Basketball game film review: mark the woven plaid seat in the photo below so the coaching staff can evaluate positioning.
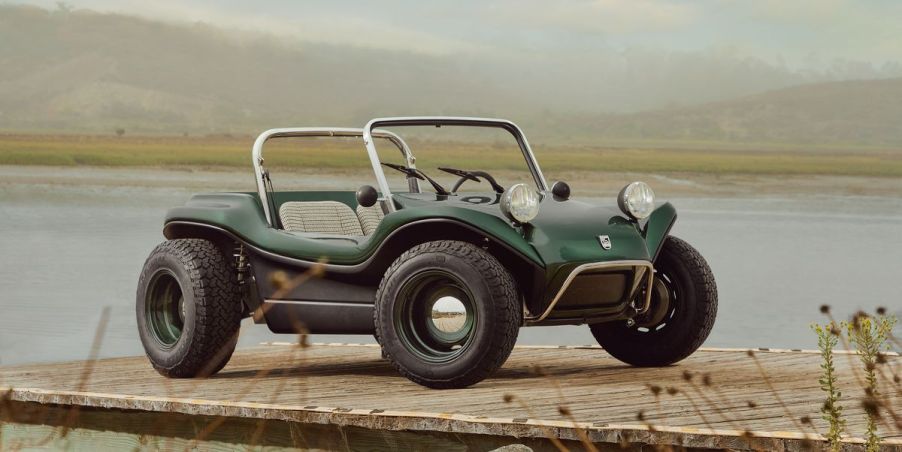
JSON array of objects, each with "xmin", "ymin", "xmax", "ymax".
[
  {"xmin": 356, "ymin": 204, "xmax": 384, "ymax": 235},
  {"xmin": 279, "ymin": 201, "xmax": 365, "ymax": 236}
]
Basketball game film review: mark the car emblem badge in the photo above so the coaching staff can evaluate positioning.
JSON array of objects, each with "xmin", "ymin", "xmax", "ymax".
[{"xmin": 598, "ymin": 235, "xmax": 612, "ymax": 250}]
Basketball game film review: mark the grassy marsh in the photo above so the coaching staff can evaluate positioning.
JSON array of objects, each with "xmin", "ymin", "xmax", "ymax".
[{"xmin": 1, "ymin": 134, "xmax": 901, "ymax": 177}]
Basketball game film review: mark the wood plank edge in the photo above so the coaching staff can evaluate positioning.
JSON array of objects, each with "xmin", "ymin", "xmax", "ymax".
[
  {"xmin": 2, "ymin": 386, "xmax": 894, "ymax": 449},
  {"xmin": 260, "ymin": 342, "xmax": 900, "ymax": 357}
]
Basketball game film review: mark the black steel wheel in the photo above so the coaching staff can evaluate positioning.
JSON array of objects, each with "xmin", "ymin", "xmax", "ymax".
[
  {"xmin": 375, "ymin": 241, "xmax": 520, "ymax": 389},
  {"xmin": 136, "ymin": 239, "xmax": 243, "ymax": 378},
  {"xmin": 394, "ymin": 270, "xmax": 478, "ymax": 362},
  {"xmin": 590, "ymin": 236, "xmax": 717, "ymax": 367},
  {"xmin": 144, "ymin": 269, "xmax": 185, "ymax": 348}
]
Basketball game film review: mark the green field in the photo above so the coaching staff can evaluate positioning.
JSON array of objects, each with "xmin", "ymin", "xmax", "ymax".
[{"xmin": 0, "ymin": 134, "xmax": 900, "ymax": 177}]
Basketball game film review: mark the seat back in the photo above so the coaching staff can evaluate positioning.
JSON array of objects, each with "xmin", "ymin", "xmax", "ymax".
[
  {"xmin": 356, "ymin": 204, "xmax": 385, "ymax": 235},
  {"xmin": 279, "ymin": 201, "xmax": 364, "ymax": 236}
]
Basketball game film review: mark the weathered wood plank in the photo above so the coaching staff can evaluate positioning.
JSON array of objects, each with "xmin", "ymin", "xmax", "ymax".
[
  {"xmin": 2, "ymin": 402, "xmax": 589, "ymax": 452},
  {"xmin": 0, "ymin": 344, "xmax": 899, "ymax": 451}
]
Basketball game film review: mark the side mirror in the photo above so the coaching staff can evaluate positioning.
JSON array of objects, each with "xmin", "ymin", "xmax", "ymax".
[
  {"xmin": 356, "ymin": 185, "xmax": 378, "ymax": 208},
  {"xmin": 551, "ymin": 180, "xmax": 570, "ymax": 200}
]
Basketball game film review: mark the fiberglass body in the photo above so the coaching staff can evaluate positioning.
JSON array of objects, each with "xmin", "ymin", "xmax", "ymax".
[{"xmin": 161, "ymin": 118, "xmax": 676, "ymax": 336}]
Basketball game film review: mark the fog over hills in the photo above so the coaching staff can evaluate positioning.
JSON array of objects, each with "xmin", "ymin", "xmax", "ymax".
[
  {"xmin": 1, "ymin": 4, "xmax": 901, "ymax": 147},
  {"xmin": 548, "ymin": 78, "xmax": 902, "ymax": 147}
]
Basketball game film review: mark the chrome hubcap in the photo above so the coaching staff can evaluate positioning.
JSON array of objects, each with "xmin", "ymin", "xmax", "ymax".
[{"xmin": 430, "ymin": 296, "xmax": 468, "ymax": 334}]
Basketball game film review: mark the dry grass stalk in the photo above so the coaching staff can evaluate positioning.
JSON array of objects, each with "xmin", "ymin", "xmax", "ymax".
[
  {"xmin": 680, "ymin": 370, "xmax": 746, "ymax": 432},
  {"xmin": 11, "ymin": 307, "xmax": 112, "ymax": 450},
  {"xmin": 502, "ymin": 393, "xmax": 569, "ymax": 452},
  {"xmin": 109, "ymin": 256, "xmax": 321, "ymax": 449},
  {"xmin": 247, "ymin": 343, "xmax": 305, "ymax": 448},
  {"xmin": 812, "ymin": 320, "xmax": 846, "ymax": 450},
  {"xmin": 846, "ymin": 312, "xmax": 897, "ymax": 451},
  {"xmin": 531, "ymin": 365, "xmax": 598, "ymax": 452},
  {"xmin": 665, "ymin": 385, "xmax": 716, "ymax": 432},
  {"xmin": 822, "ymin": 309, "xmax": 869, "ymax": 390},
  {"xmin": 744, "ymin": 350, "xmax": 806, "ymax": 432},
  {"xmin": 872, "ymin": 364, "xmax": 902, "ymax": 429},
  {"xmin": 186, "ymin": 346, "xmax": 280, "ymax": 447},
  {"xmin": 61, "ymin": 307, "xmax": 111, "ymax": 439},
  {"xmin": 269, "ymin": 260, "xmax": 326, "ymax": 300},
  {"xmin": 185, "ymin": 267, "xmax": 319, "ymax": 449}
]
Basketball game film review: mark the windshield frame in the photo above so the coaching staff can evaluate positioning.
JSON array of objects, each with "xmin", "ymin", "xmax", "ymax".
[{"xmin": 363, "ymin": 117, "xmax": 549, "ymax": 209}]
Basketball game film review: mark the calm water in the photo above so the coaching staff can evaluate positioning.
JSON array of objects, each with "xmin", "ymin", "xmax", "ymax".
[{"xmin": 1, "ymin": 169, "xmax": 900, "ymax": 365}]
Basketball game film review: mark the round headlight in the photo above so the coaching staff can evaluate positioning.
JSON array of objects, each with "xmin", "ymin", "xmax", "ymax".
[
  {"xmin": 500, "ymin": 183, "xmax": 540, "ymax": 224},
  {"xmin": 618, "ymin": 181, "xmax": 655, "ymax": 220}
]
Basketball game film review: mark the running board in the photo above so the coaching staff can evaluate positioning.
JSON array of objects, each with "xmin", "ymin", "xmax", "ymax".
[{"xmin": 262, "ymin": 300, "xmax": 375, "ymax": 335}]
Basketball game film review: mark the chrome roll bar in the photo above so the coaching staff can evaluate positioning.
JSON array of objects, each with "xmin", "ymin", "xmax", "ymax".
[
  {"xmin": 254, "ymin": 117, "xmax": 548, "ymax": 228},
  {"xmin": 252, "ymin": 128, "xmax": 415, "ymax": 227}
]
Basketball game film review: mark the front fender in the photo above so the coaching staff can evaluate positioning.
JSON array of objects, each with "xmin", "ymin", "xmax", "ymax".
[
  {"xmin": 642, "ymin": 202, "xmax": 677, "ymax": 262},
  {"xmin": 377, "ymin": 205, "xmax": 545, "ymax": 266}
]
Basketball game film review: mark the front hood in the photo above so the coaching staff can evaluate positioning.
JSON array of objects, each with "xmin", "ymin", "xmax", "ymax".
[
  {"xmin": 527, "ymin": 197, "xmax": 653, "ymax": 264},
  {"xmin": 393, "ymin": 192, "xmax": 668, "ymax": 268}
]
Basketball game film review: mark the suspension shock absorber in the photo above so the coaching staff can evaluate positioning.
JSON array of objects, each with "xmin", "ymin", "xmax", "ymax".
[
  {"xmin": 235, "ymin": 243, "xmax": 249, "ymax": 286},
  {"xmin": 235, "ymin": 244, "xmax": 265, "ymax": 322}
]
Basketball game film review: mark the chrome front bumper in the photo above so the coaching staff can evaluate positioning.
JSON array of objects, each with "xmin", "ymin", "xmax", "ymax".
[{"xmin": 525, "ymin": 260, "xmax": 654, "ymax": 324}]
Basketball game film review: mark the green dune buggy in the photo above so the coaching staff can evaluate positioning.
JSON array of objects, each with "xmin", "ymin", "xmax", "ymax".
[{"xmin": 136, "ymin": 117, "xmax": 717, "ymax": 388}]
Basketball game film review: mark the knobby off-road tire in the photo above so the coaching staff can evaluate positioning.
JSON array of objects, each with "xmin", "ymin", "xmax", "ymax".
[
  {"xmin": 590, "ymin": 236, "xmax": 717, "ymax": 367},
  {"xmin": 136, "ymin": 239, "xmax": 243, "ymax": 378},
  {"xmin": 375, "ymin": 241, "xmax": 520, "ymax": 389}
]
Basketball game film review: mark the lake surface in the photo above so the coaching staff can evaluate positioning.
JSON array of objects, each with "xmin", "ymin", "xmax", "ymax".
[{"xmin": 1, "ymin": 168, "xmax": 900, "ymax": 365}]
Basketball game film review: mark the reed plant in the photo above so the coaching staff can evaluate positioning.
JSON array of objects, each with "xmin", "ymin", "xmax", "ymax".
[
  {"xmin": 812, "ymin": 319, "xmax": 845, "ymax": 451},
  {"xmin": 845, "ymin": 311, "xmax": 897, "ymax": 452}
]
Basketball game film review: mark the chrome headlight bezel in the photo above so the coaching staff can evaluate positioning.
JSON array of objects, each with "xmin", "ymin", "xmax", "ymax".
[
  {"xmin": 500, "ymin": 183, "xmax": 540, "ymax": 224},
  {"xmin": 618, "ymin": 181, "xmax": 655, "ymax": 220}
]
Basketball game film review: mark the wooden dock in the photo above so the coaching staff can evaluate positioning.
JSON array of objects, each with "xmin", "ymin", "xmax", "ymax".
[{"xmin": 1, "ymin": 343, "xmax": 900, "ymax": 450}]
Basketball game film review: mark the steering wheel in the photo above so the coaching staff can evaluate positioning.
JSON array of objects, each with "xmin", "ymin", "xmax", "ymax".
[{"xmin": 438, "ymin": 167, "xmax": 505, "ymax": 194}]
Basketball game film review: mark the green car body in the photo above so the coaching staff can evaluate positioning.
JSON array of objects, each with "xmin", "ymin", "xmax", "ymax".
[
  {"xmin": 140, "ymin": 117, "xmax": 715, "ymax": 388},
  {"xmin": 164, "ymin": 190, "xmax": 676, "ymax": 326}
]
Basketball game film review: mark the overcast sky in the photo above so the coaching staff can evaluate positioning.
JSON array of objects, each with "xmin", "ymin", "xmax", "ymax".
[{"xmin": 16, "ymin": 0, "xmax": 902, "ymax": 71}]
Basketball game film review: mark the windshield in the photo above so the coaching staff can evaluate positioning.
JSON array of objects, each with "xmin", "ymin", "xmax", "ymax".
[{"xmin": 367, "ymin": 119, "xmax": 546, "ymax": 197}]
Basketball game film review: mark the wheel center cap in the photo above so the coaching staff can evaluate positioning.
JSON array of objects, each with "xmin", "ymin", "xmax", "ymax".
[{"xmin": 430, "ymin": 296, "xmax": 468, "ymax": 334}]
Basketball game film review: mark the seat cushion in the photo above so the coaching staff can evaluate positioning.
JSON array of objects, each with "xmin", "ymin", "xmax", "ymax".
[
  {"xmin": 356, "ymin": 204, "xmax": 385, "ymax": 235},
  {"xmin": 279, "ymin": 201, "xmax": 364, "ymax": 236}
]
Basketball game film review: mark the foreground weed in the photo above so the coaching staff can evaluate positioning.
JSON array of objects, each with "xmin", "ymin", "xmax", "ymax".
[
  {"xmin": 530, "ymin": 365, "xmax": 598, "ymax": 452},
  {"xmin": 745, "ymin": 350, "xmax": 805, "ymax": 432},
  {"xmin": 502, "ymin": 393, "xmax": 568, "ymax": 452},
  {"xmin": 846, "ymin": 312, "xmax": 897, "ymax": 452},
  {"xmin": 812, "ymin": 320, "xmax": 845, "ymax": 451}
]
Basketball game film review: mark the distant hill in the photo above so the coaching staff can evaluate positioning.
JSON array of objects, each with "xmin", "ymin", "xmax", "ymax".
[
  {"xmin": 0, "ymin": 5, "xmax": 529, "ymax": 134},
  {"xmin": 1, "ymin": 4, "xmax": 901, "ymax": 148},
  {"xmin": 555, "ymin": 78, "xmax": 902, "ymax": 147}
]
